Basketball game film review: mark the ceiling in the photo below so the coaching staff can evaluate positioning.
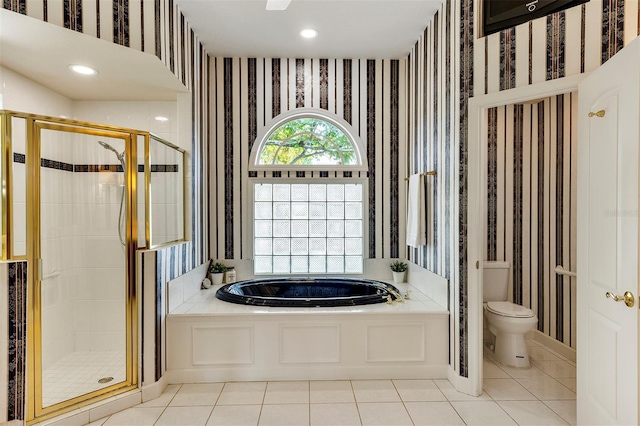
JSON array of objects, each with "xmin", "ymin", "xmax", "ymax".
[
  {"xmin": 0, "ymin": 9, "xmax": 187, "ymax": 101},
  {"xmin": 0, "ymin": 1, "xmax": 441, "ymax": 102},
  {"xmin": 175, "ymin": 0, "xmax": 443, "ymax": 59}
]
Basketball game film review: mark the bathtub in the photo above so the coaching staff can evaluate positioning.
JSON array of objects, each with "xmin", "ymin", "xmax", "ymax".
[
  {"xmin": 166, "ymin": 278, "xmax": 449, "ymax": 383},
  {"xmin": 215, "ymin": 277, "xmax": 402, "ymax": 307}
]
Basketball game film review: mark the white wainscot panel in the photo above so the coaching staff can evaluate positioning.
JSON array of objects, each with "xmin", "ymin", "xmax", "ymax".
[
  {"xmin": 279, "ymin": 324, "xmax": 340, "ymax": 364},
  {"xmin": 192, "ymin": 326, "xmax": 254, "ymax": 365},
  {"xmin": 366, "ymin": 323, "xmax": 425, "ymax": 362}
]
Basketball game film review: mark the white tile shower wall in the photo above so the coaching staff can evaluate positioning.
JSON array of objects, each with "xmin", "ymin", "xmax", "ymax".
[
  {"xmin": 13, "ymin": 162, "xmax": 26, "ymax": 255},
  {"xmin": 40, "ymin": 161, "xmax": 77, "ymax": 368},
  {"xmin": 11, "ymin": 117, "xmax": 27, "ymax": 255},
  {"xmin": 73, "ymin": 168, "xmax": 126, "ymax": 353},
  {"xmin": 150, "ymin": 172, "xmax": 182, "ymax": 243},
  {"xmin": 73, "ymin": 100, "xmax": 183, "ymax": 248},
  {"xmin": 176, "ymin": 92, "xmax": 193, "ymax": 242}
]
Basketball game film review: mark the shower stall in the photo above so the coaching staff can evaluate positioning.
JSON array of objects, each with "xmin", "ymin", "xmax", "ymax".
[{"xmin": 0, "ymin": 110, "xmax": 186, "ymax": 423}]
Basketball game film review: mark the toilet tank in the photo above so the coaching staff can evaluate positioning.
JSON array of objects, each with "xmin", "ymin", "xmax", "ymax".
[{"xmin": 483, "ymin": 261, "xmax": 510, "ymax": 302}]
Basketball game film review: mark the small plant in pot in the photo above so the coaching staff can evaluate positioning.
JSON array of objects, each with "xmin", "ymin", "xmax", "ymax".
[
  {"xmin": 390, "ymin": 260, "xmax": 408, "ymax": 283},
  {"xmin": 208, "ymin": 261, "xmax": 228, "ymax": 285}
]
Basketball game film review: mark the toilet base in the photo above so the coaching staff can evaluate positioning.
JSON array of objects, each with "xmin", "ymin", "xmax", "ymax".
[{"xmin": 492, "ymin": 332, "xmax": 530, "ymax": 368}]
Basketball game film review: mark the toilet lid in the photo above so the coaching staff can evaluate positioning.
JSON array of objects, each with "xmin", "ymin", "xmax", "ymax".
[{"xmin": 487, "ymin": 301, "xmax": 535, "ymax": 318}]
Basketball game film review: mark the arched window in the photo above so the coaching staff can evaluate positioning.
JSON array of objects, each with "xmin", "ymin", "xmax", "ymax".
[
  {"xmin": 250, "ymin": 109, "xmax": 367, "ymax": 172},
  {"xmin": 249, "ymin": 109, "xmax": 366, "ymax": 275},
  {"xmin": 259, "ymin": 117, "xmax": 356, "ymax": 165}
]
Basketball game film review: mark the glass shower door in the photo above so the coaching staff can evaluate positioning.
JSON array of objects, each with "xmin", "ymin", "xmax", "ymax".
[{"xmin": 34, "ymin": 124, "xmax": 136, "ymax": 414}]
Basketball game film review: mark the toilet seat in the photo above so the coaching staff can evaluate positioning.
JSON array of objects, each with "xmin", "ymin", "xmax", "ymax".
[{"xmin": 486, "ymin": 301, "xmax": 535, "ymax": 318}]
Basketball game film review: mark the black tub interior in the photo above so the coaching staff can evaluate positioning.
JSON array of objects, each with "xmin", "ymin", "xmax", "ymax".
[{"xmin": 215, "ymin": 277, "xmax": 401, "ymax": 307}]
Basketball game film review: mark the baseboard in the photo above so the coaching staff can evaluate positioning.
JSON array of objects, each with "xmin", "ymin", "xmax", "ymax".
[
  {"xmin": 167, "ymin": 365, "xmax": 449, "ymax": 384},
  {"xmin": 141, "ymin": 374, "xmax": 167, "ymax": 403},
  {"xmin": 532, "ymin": 330, "xmax": 576, "ymax": 363}
]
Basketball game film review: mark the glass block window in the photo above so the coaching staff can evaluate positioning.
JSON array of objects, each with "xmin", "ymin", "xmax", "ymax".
[
  {"xmin": 254, "ymin": 183, "xmax": 363, "ymax": 274},
  {"xmin": 258, "ymin": 117, "xmax": 357, "ymax": 165}
]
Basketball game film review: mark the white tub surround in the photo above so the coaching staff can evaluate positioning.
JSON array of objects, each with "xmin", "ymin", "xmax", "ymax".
[{"xmin": 166, "ymin": 281, "xmax": 448, "ymax": 383}]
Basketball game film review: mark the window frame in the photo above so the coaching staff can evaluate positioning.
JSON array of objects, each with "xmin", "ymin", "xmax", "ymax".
[{"xmin": 249, "ymin": 108, "xmax": 368, "ymax": 173}]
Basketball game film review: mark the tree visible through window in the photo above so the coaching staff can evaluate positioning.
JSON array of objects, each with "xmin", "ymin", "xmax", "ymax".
[{"xmin": 259, "ymin": 117, "xmax": 356, "ymax": 165}]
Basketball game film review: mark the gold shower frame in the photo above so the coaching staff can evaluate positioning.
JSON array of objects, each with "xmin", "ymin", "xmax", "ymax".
[{"xmin": 0, "ymin": 110, "xmax": 187, "ymax": 424}]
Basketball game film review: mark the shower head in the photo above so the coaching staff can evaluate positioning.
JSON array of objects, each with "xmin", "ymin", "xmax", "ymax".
[
  {"xmin": 98, "ymin": 140, "xmax": 126, "ymax": 165},
  {"xmin": 98, "ymin": 140, "xmax": 120, "ymax": 156}
]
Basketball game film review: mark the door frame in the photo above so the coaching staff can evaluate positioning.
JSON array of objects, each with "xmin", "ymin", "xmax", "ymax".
[{"xmin": 465, "ymin": 73, "xmax": 586, "ymax": 396}]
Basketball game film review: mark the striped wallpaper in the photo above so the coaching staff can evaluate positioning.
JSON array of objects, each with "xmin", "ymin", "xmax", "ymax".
[
  {"xmin": 475, "ymin": 0, "xmax": 638, "ymax": 96},
  {"xmin": 407, "ymin": 1, "xmax": 455, "ymax": 282},
  {"xmin": 409, "ymin": 0, "xmax": 638, "ymax": 376},
  {"xmin": 210, "ymin": 57, "xmax": 406, "ymax": 262},
  {"xmin": 486, "ymin": 95, "xmax": 578, "ymax": 349},
  {"xmin": 6, "ymin": 262, "xmax": 27, "ymax": 422}
]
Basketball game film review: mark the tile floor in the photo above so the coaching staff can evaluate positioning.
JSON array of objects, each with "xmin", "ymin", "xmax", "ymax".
[
  {"xmin": 42, "ymin": 351, "xmax": 127, "ymax": 407},
  {"xmin": 86, "ymin": 341, "xmax": 576, "ymax": 425}
]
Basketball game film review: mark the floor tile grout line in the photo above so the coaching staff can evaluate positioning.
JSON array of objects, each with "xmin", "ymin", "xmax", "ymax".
[
  {"xmin": 256, "ymin": 381, "xmax": 267, "ymax": 426},
  {"xmin": 539, "ymin": 399, "xmax": 574, "ymax": 425},
  {"xmin": 349, "ymin": 380, "xmax": 365, "ymax": 425},
  {"xmin": 391, "ymin": 378, "xmax": 414, "ymax": 425},
  {"xmin": 152, "ymin": 384, "xmax": 189, "ymax": 425},
  {"xmin": 489, "ymin": 354, "xmax": 577, "ymax": 400},
  {"xmin": 200, "ymin": 383, "xmax": 221, "ymax": 426}
]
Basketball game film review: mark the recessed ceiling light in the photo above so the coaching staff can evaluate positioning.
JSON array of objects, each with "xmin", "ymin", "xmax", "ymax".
[
  {"xmin": 300, "ymin": 28, "xmax": 318, "ymax": 39},
  {"xmin": 69, "ymin": 64, "xmax": 98, "ymax": 75},
  {"xmin": 266, "ymin": 0, "xmax": 291, "ymax": 11},
  {"xmin": 155, "ymin": 116, "xmax": 169, "ymax": 122}
]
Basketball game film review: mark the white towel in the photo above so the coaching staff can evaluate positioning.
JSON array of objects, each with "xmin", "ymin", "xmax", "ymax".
[{"xmin": 406, "ymin": 174, "xmax": 426, "ymax": 247}]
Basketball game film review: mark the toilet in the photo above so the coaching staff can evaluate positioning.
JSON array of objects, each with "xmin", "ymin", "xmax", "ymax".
[{"xmin": 483, "ymin": 261, "xmax": 538, "ymax": 368}]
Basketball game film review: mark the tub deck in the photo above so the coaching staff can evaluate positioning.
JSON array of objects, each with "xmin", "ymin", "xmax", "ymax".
[{"xmin": 166, "ymin": 281, "xmax": 450, "ymax": 383}]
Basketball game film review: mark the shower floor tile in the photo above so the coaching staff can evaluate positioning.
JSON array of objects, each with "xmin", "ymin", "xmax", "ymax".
[{"xmin": 42, "ymin": 351, "xmax": 126, "ymax": 407}]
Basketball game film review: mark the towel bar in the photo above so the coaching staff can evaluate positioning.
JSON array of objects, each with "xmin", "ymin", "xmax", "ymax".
[
  {"xmin": 404, "ymin": 171, "xmax": 437, "ymax": 181},
  {"xmin": 555, "ymin": 265, "xmax": 577, "ymax": 278}
]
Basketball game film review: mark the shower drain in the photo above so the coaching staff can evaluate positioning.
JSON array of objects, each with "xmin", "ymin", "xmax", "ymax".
[{"xmin": 98, "ymin": 377, "xmax": 114, "ymax": 384}]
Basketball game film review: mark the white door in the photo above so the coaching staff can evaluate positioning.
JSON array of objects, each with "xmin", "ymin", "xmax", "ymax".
[{"xmin": 577, "ymin": 37, "xmax": 640, "ymax": 425}]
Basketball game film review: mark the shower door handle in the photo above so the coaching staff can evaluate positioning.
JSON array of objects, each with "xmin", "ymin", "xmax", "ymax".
[{"xmin": 37, "ymin": 258, "xmax": 43, "ymax": 281}]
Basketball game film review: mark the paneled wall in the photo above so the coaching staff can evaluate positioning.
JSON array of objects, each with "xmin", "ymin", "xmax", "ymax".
[
  {"xmin": 210, "ymin": 57, "xmax": 406, "ymax": 262},
  {"xmin": 486, "ymin": 95, "xmax": 578, "ymax": 349}
]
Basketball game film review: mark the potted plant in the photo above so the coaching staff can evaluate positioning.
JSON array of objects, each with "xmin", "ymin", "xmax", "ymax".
[
  {"xmin": 390, "ymin": 260, "xmax": 408, "ymax": 283},
  {"xmin": 208, "ymin": 261, "xmax": 228, "ymax": 285}
]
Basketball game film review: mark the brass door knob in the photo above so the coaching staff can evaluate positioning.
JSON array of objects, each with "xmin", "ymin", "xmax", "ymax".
[{"xmin": 605, "ymin": 291, "xmax": 635, "ymax": 308}]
